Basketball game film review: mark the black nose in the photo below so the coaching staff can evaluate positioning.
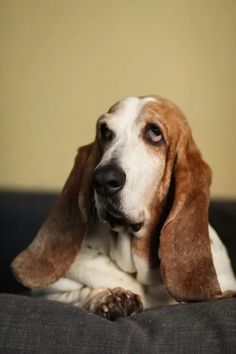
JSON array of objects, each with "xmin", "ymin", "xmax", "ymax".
[{"xmin": 93, "ymin": 164, "xmax": 126, "ymax": 196}]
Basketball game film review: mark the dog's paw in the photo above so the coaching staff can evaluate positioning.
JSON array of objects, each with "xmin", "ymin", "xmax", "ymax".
[{"xmin": 85, "ymin": 287, "xmax": 143, "ymax": 320}]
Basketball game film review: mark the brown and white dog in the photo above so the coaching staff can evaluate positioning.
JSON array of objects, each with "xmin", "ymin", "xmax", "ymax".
[{"xmin": 12, "ymin": 96, "xmax": 236, "ymax": 320}]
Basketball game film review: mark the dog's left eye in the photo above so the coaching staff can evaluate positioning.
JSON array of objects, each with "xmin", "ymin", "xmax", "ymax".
[
  {"xmin": 146, "ymin": 124, "xmax": 162, "ymax": 143},
  {"xmin": 100, "ymin": 123, "xmax": 113, "ymax": 142}
]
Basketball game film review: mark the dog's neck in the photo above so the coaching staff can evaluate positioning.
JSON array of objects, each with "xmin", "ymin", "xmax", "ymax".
[
  {"xmin": 89, "ymin": 217, "xmax": 163, "ymax": 286},
  {"xmin": 88, "ymin": 179, "xmax": 174, "ymax": 283}
]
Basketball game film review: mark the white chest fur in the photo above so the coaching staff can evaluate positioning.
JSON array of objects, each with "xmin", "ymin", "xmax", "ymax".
[{"xmin": 65, "ymin": 220, "xmax": 173, "ymax": 308}]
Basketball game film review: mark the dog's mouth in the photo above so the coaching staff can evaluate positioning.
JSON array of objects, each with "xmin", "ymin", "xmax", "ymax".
[{"xmin": 97, "ymin": 197, "xmax": 143, "ymax": 232}]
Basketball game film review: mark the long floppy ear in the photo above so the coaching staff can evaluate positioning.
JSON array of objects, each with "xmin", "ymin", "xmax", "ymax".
[
  {"xmin": 159, "ymin": 134, "xmax": 222, "ymax": 302},
  {"xmin": 11, "ymin": 143, "xmax": 98, "ymax": 288}
]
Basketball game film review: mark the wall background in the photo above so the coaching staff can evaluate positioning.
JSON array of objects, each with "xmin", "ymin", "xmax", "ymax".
[{"xmin": 1, "ymin": 0, "xmax": 236, "ymax": 197}]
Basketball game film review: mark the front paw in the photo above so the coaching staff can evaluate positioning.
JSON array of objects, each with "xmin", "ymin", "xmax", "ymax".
[{"xmin": 85, "ymin": 287, "xmax": 143, "ymax": 320}]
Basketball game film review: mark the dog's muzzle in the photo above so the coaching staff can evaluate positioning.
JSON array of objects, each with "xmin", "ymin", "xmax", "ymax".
[
  {"xmin": 93, "ymin": 164, "xmax": 126, "ymax": 196},
  {"xmin": 93, "ymin": 164, "xmax": 143, "ymax": 232}
]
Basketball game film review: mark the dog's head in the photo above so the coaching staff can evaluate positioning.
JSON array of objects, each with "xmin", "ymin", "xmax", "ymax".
[
  {"xmin": 93, "ymin": 96, "xmax": 166, "ymax": 232},
  {"xmin": 11, "ymin": 96, "xmax": 221, "ymax": 301}
]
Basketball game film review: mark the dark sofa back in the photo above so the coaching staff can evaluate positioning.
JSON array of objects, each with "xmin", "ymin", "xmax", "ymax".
[{"xmin": 0, "ymin": 191, "xmax": 235, "ymax": 293}]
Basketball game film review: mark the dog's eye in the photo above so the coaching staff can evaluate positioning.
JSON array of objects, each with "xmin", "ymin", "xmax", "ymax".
[
  {"xmin": 146, "ymin": 124, "xmax": 162, "ymax": 143},
  {"xmin": 100, "ymin": 123, "xmax": 113, "ymax": 142}
]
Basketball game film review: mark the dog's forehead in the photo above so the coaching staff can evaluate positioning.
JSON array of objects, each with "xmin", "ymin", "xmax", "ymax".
[{"xmin": 105, "ymin": 96, "xmax": 159, "ymax": 128}]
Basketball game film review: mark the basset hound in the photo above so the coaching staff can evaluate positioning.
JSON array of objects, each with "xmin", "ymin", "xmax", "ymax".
[{"xmin": 12, "ymin": 96, "xmax": 236, "ymax": 320}]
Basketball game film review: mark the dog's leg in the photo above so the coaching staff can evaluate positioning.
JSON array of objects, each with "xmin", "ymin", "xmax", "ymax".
[
  {"xmin": 67, "ymin": 253, "xmax": 144, "ymax": 291},
  {"xmin": 35, "ymin": 279, "xmax": 143, "ymax": 320},
  {"xmin": 66, "ymin": 254, "xmax": 145, "ymax": 319},
  {"xmin": 32, "ymin": 278, "xmax": 92, "ymax": 304}
]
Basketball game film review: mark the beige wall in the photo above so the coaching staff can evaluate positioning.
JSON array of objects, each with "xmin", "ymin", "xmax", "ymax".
[{"xmin": 1, "ymin": 0, "xmax": 236, "ymax": 197}]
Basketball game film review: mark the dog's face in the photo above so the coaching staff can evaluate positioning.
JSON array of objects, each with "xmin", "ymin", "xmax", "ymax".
[{"xmin": 93, "ymin": 96, "xmax": 168, "ymax": 232}]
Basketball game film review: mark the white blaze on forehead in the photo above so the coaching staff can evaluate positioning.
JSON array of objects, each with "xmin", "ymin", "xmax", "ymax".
[
  {"xmin": 109, "ymin": 96, "xmax": 157, "ymax": 128},
  {"xmin": 98, "ymin": 96, "xmax": 158, "ymax": 164}
]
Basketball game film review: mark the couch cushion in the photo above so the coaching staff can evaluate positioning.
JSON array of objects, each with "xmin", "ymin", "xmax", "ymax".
[{"xmin": 0, "ymin": 294, "xmax": 235, "ymax": 354}]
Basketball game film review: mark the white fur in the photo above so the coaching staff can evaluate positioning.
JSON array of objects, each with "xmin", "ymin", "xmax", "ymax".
[
  {"xmin": 109, "ymin": 228, "xmax": 136, "ymax": 273},
  {"xmin": 209, "ymin": 225, "xmax": 236, "ymax": 292}
]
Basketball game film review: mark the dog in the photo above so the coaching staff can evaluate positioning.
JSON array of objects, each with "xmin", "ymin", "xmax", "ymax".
[{"xmin": 12, "ymin": 95, "xmax": 236, "ymax": 320}]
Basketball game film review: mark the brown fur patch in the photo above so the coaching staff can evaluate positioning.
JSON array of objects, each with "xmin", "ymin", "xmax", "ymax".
[{"xmin": 134, "ymin": 98, "xmax": 221, "ymax": 301}]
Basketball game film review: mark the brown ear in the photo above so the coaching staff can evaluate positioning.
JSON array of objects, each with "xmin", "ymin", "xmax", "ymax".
[
  {"xmin": 11, "ymin": 143, "xmax": 99, "ymax": 288},
  {"xmin": 159, "ymin": 134, "xmax": 222, "ymax": 302}
]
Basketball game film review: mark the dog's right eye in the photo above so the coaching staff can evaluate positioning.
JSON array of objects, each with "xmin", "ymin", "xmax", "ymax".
[{"xmin": 100, "ymin": 123, "xmax": 113, "ymax": 142}]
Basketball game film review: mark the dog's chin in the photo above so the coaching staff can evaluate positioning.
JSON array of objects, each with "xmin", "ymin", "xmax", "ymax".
[
  {"xmin": 97, "ymin": 204, "xmax": 127, "ymax": 227},
  {"xmin": 95, "ymin": 197, "xmax": 144, "ymax": 233}
]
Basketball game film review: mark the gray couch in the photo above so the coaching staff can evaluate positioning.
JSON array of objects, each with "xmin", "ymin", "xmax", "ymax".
[{"xmin": 0, "ymin": 191, "xmax": 236, "ymax": 353}]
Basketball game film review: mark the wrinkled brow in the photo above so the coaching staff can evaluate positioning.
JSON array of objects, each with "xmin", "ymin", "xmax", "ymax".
[{"xmin": 97, "ymin": 114, "xmax": 109, "ymax": 124}]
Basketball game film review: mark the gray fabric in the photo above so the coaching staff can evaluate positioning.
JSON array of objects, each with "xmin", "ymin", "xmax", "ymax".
[{"xmin": 0, "ymin": 294, "xmax": 235, "ymax": 354}]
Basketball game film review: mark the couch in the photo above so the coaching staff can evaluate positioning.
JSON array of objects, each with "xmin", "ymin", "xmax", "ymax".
[{"xmin": 0, "ymin": 191, "xmax": 235, "ymax": 353}]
